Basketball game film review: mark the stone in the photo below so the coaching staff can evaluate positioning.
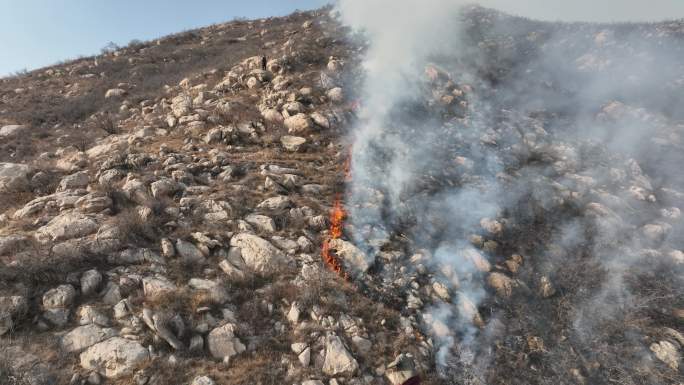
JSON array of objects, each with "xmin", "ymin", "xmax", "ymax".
[
  {"xmin": 310, "ymin": 112, "xmax": 330, "ymax": 129},
  {"xmin": 104, "ymin": 89, "xmax": 126, "ymax": 98},
  {"xmin": 44, "ymin": 308, "xmax": 71, "ymax": 327},
  {"xmin": 327, "ymin": 239, "xmax": 369, "ymax": 275},
  {"xmin": 75, "ymin": 193, "xmax": 113, "ymax": 214},
  {"xmin": 0, "ymin": 295, "xmax": 28, "ymax": 335},
  {"xmin": 79, "ymin": 337, "xmax": 149, "ymax": 378},
  {"xmin": 281, "ymin": 135, "xmax": 307, "ymax": 152},
  {"xmin": 152, "ymin": 313, "xmax": 185, "ymax": 350},
  {"xmin": 284, "ymin": 113, "xmax": 313, "ymax": 134},
  {"xmin": 298, "ymin": 347, "xmax": 311, "ymax": 366},
  {"xmin": 287, "ymin": 302, "xmax": 301, "ymax": 324},
  {"xmin": 35, "ymin": 212, "xmax": 99, "ymax": 243},
  {"xmin": 142, "ymin": 276, "xmax": 177, "ymax": 300},
  {"xmin": 176, "ymin": 239, "xmax": 206, "ymax": 264},
  {"xmin": 161, "ymin": 238, "xmax": 175, "ymax": 258},
  {"xmin": 326, "ymin": 87, "xmax": 344, "ymax": 103},
  {"xmin": 322, "ymin": 335, "xmax": 358, "ymax": 376},
  {"xmin": 352, "ymin": 336, "xmax": 371, "ymax": 354},
  {"xmin": 229, "ymin": 233, "xmax": 291, "ymax": 274},
  {"xmin": 207, "ymin": 323, "xmax": 246, "ymax": 360},
  {"xmin": 385, "ymin": 354, "xmax": 418, "ymax": 385},
  {"xmin": 261, "ymin": 108, "xmax": 283, "ymax": 124},
  {"xmin": 77, "ymin": 305, "xmax": 110, "ymax": 326},
  {"xmin": 0, "ymin": 124, "xmax": 27, "ymax": 137},
  {"xmin": 650, "ymin": 340, "xmax": 680, "ymax": 370},
  {"xmin": 219, "ymin": 258, "xmax": 247, "ymax": 281},
  {"xmin": 189, "ymin": 278, "xmax": 228, "ymax": 304},
  {"xmin": 245, "ymin": 214, "xmax": 276, "ymax": 233},
  {"xmin": 61, "ymin": 324, "xmax": 117, "ymax": 353},
  {"xmin": 480, "ymin": 218, "xmax": 503, "ymax": 235},
  {"xmin": 539, "ymin": 276, "xmax": 556, "ymax": 298},
  {"xmin": 191, "ymin": 376, "xmax": 216, "ymax": 385},
  {"xmin": 43, "ymin": 284, "xmax": 77, "ymax": 309},
  {"xmin": 171, "ymin": 94, "xmax": 193, "ymax": 118},
  {"xmin": 81, "ymin": 269, "xmax": 103, "ymax": 296},
  {"xmin": 257, "ymin": 196, "xmax": 292, "ymax": 211},
  {"xmin": 487, "ymin": 272, "xmax": 515, "ymax": 298},
  {"xmin": 151, "ymin": 178, "xmax": 182, "ymax": 198},
  {"xmin": 112, "ymin": 300, "xmax": 131, "ymax": 319},
  {"xmin": 57, "ymin": 171, "xmax": 89, "ymax": 191},
  {"xmin": 0, "ymin": 163, "xmax": 31, "ymax": 193}
]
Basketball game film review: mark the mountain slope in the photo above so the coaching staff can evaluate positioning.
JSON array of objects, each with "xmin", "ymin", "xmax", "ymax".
[{"xmin": 0, "ymin": 6, "xmax": 682, "ymax": 385}]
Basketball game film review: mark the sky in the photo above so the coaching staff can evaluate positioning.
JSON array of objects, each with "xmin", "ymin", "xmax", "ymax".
[
  {"xmin": 1, "ymin": 0, "xmax": 683, "ymax": 77},
  {"xmin": 0, "ymin": 0, "xmax": 328, "ymax": 77}
]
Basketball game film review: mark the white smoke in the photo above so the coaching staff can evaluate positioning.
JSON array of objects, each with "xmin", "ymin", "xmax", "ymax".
[{"xmin": 336, "ymin": 0, "xmax": 683, "ymax": 382}]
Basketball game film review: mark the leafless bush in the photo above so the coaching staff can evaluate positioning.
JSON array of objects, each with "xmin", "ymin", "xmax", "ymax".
[{"xmin": 95, "ymin": 112, "xmax": 119, "ymax": 135}]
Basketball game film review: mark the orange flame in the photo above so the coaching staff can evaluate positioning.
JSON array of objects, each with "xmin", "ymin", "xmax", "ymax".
[{"xmin": 321, "ymin": 148, "xmax": 353, "ymax": 281}]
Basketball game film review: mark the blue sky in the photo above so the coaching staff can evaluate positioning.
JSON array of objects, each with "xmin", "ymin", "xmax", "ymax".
[{"xmin": 0, "ymin": 0, "xmax": 328, "ymax": 77}]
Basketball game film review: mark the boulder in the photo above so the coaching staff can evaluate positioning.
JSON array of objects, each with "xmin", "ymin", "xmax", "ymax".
[
  {"xmin": 77, "ymin": 305, "xmax": 111, "ymax": 326},
  {"xmin": 280, "ymin": 135, "xmax": 307, "ymax": 152},
  {"xmin": 310, "ymin": 112, "xmax": 330, "ymax": 129},
  {"xmin": 79, "ymin": 337, "xmax": 149, "ymax": 378},
  {"xmin": 142, "ymin": 276, "xmax": 177, "ymax": 300},
  {"xmin": 386, "ymin": 354, "xmax": 418, "ymax": 385},
  {"xmin": 0, "ymin": 163, "xmax": 31, "ymax": 193},
  {"xmin": 245, "ymin": 214, "xmax": 276, "ymax": 233},
  {"xmin": 0, "ymin": 124, "xmax": 27, "ymax": 137},
  {"xmin": 284, "ymin": 113, "xmax": 313, "ymax": 134},
  {"xmin": 191, "ymin": 376, "xmax": 216, "ymax": 385},
  {"xmin": 57, "ymin": 171, "xmax": 89, "ymax": 191},
  {"xmin": 61, "ymin": 324, "xmax": 117, "ymax": 353},
  {"xmin": 176, "ymin": 239, "xmax": 206, "ymax": 264},
  {"xmin": 207, "ymin": 323, "xmax": 246, "ymax": 360},
  {"xmin": 327, "ymin": 239, "xmax": 369, "ymax": 275},
  {"xmin": 650, "ymin": 340, "xmax": 680, "ymax": 370},
  {"xmin": 326, "ymin": 87, "xmax": 344, "ymax": 104},
  {"xmin": 43, "ymin": 285, "xmax": 77, "ymax": 309},
  {"xmin": 257, "ymin": 196, "xmax": 292, "ymax": 211},
  {"xmin": 322, "ymin": 335, "xmax": 358, "ymax": 376},
  {"xmin": 487, "ymin": 272, "xmax": 515, "ymax": 298},
  {"xmin": 75, "ymin": 192, "xmax": 113, "ymax": 214},
  {"xmin": 261, "ymin": 108, "xmax": 284, "ymax": 124},
  {"xmin": 80, "ymin": 269, "xmax": 103, "ymax": 296},
  {"xmin": 104, "ymin": 89, "xmax": 126, "ymax": 99},
  {"xmin": 171, "ymin": 94, "xmax": 193, "ymax": 118},
  {"xmin": 161, "ymin": 238, "xmax": 175, "ymax": 258},
  {"xmin": 151, "ymin": 178, "xmax": 183, "ymax": 199},
  {"xmin": 229, "ymin": 233, "xmax": 291, "ymax": 274},
  {"xmin": 35, "ymin": 212, "xmax": 99, "ymax": 243}
]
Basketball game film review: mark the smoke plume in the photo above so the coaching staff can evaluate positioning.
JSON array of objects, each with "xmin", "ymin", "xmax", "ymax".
[{"xmin": 337, "ymin": 0, "xmax": 683, "ymax": 383}]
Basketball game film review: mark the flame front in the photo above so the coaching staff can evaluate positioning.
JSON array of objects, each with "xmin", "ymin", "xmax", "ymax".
[{"xmin": 321, "ymin": 148, "xmax": 352, "ymax": 281}]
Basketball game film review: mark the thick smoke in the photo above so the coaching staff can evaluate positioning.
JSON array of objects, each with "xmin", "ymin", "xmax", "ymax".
[
  {"xmin": 337, "ymin": 0, "xmax": 683, "ymax": 383},
  {"xmin": 338, "ymin": 0, "xmax": 507, "ymax": 375}
]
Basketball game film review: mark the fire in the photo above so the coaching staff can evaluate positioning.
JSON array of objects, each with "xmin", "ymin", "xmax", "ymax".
[{"xmin": 321, "ymin": 148, "xmax": 353, "ymax": 281}]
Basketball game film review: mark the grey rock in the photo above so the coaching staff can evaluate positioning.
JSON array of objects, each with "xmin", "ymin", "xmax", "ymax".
[
  {"xmin": 207, "ymin": 323, "xmax": 245, "ymax": 360},
  {"xmin": 81, "ymin": 269, "xmax": 103, "ymax": 296},
  {"xmin": 61, "ymin": 324, "xmax": 118, "ymax": 353},
  {"xmin": 79, "ymin": 337, "xmax": 149, "ymax": 378}
]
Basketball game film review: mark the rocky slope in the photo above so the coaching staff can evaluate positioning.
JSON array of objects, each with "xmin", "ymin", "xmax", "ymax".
[{"xmin": 0, "ymin": 5, "xmax": 682, "ymax": 385}]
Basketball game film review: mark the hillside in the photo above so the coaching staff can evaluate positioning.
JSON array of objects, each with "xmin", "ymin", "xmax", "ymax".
[{"xmin": 0, "ymin": 5, "xmax": 683, "ymax": 385}]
